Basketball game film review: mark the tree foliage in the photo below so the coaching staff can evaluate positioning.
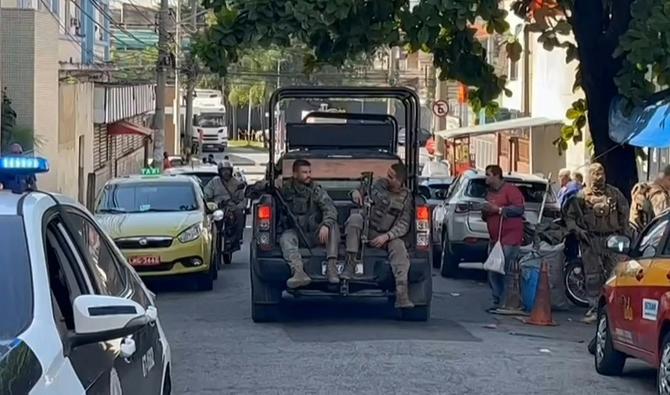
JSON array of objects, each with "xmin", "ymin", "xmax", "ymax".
[
  {"xmin": 111, "ymin": 47, "xmax": 159, "ymax": 82},
  {"xmin": 194, "ymin": 0, "xmax": 517, "ymax": 114}
]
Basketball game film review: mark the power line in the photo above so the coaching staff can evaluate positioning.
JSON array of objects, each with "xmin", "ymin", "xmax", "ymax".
[
  {"xmin": 69, "ymin": 0, "xmax": 148, "ymax": 47},
  {"xmin": 90, "ymin": 0, "xmax": 153, "ymax": 48},
  {"xmin": 119, "ymin": 0, "xmax": 157, "ymax": 26}
]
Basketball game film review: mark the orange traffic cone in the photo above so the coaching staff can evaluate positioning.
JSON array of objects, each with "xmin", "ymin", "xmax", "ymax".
[{"xmin": 524, "ymin": 261, "xmax": 557, "ymax": 326}]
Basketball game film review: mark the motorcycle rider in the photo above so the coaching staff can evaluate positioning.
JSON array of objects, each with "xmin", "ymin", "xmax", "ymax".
[{"xmin": 204, "ymin": 160, "xmax": 246, "ymax": 249}]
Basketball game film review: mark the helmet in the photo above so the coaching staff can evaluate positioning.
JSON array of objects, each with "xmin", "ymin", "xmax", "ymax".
[{"xmin": 218, "ymin": 160, "xmax": 233, "ymax": 170}]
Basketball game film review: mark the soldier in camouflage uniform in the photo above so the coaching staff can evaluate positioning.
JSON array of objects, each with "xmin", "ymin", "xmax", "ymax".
[
  {"xmin": 629, "ymin": 165, "xmax": 670, "ymax": 236},
  {"xmin": 204, "ymin": 160, "xmax": 246, "ymax": 248},
  {"xmin": 564, "ymin": 163, "xmax": 629, "ymax": 323},
  {"xmin": 344, "ymin": 163, "xmax": 414, "ymax": 309},
  {"xmin": 278, "ymin": 159, "xmax": 340, "ymax": 288}
]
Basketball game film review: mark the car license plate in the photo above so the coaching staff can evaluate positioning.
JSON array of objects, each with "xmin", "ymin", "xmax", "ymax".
[
  {"xmin": 129, "ymin": 256, "xmax": 161, "ymax": 266},
  {"xmin": 321, "ymin": 262, "xmax": 363, "ymax": 275}
]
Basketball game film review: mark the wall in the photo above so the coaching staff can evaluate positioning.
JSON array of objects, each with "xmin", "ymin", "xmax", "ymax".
[
  {"xmin": 530, "ymin": 123, "xmax": 566, "ymax": 178},
  {"xmin": 56, "ymin": 82, "xmax": 94, "ymax": 200},
  {"xmin": 1, "ymin": 9, "xmax": 59, "ymax": 190}
]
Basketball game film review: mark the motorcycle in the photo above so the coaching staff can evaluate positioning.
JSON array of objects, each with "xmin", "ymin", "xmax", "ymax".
[
  {"xmin": 562, "ymin": 232, "xmax": 589, "ymax": 308},
  {"xmin": 213, "ymin": 205, "xmax": 242, "ymax": 266}
]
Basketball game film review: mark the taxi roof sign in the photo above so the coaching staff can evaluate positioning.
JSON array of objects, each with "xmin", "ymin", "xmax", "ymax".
[{"xmin": 141, "ymin": 167, "xmax": 161, "ymax": 176}]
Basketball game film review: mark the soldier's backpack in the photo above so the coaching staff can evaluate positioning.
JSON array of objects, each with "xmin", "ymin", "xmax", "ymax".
[{"xmin": 630, "ymin": 182, "xmax": 654, "ymax": 232}]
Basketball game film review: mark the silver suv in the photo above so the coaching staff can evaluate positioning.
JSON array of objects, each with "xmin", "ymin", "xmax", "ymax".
[{"xmin": 432, "ymin": 169, "xmax": 559, "ymax": 277}]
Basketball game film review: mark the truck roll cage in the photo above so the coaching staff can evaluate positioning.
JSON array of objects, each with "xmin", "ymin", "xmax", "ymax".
[{"xmin": 267, "ymin": 87, "xmax": 421, "ymax": 191}]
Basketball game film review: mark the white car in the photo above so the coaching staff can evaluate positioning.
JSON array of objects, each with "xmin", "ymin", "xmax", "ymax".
[{"xmin": 0, "ymin": 157, "xmax": 172, "ymax": 394}]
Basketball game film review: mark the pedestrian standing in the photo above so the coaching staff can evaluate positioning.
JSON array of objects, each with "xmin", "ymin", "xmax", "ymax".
[
  {"xmin": 162, "ymin": 151, "xmax": 172, "ymax": 169},
  {"xmin": 557, "ymin": 168, "xmax": 572, "ymax": 208},
  {"xmin": 481, "ymin": 165, "xmax": 525, "ymax": 312}
]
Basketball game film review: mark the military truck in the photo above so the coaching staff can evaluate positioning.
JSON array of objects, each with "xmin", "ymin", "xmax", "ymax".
[{"xmin": 249, "ymin": 87, "xmax": 433, "ymax": 322}]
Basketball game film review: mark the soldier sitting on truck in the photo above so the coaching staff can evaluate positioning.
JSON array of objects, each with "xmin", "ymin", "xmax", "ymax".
[
  {"xmin": 278, "ymin": 159, "xmax": 341, "ymax": 288},
  {"xmin": 344, "ymin": 163, "xmax": 414, "ymax": 309}
]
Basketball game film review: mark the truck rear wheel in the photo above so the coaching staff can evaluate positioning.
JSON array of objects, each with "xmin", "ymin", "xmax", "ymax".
[
  {"xmin": 252, "ymin": 303, "xmax": 281, "ymax": 323},
  {"xmin": 398, "ymin": 305, "xmax": 430, "ymax": 321}
]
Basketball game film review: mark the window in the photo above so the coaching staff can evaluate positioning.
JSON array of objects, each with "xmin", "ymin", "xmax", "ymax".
[
  {"xmin": 509, "ymin": 25, "xmax": 523, "ymax": 81},
  {"xmin": 0, "ymin": 216, "xmax": 33, "ymax": 340},
  {"xmin": 465, "ymin": 178, "xmax": 556, "ymax": 203},
  {"xmin": 45, "ymin": 224, "xmax": 85, "ymax": 331},
  {"xmin": 63, "ymin": 212, "xmax": 127, "ymax": 296},
  {"xmin": 96, "ymin": 182, "xmax": 198, "ymax": 213},
  {"xmin": 640, "ymin": 218, "xmax": 669, "ymax": 258}
]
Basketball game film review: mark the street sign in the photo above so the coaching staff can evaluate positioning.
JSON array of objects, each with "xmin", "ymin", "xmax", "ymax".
[{"xmin": 432, "ymin": 100, "xmax": 450, "ymax": 118}]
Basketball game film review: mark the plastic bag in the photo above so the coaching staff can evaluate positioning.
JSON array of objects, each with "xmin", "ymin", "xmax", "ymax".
[
  {"xmin": 484, "ymin": 241, "xmax": 506, "ymax": 274},
  {"xmin": 483, "ymin": 218, "xmax": 506, "ymax": 275}
]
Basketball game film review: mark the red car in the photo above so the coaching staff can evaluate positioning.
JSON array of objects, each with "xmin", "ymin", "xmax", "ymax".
[{"xmin": 595, "ymin": 213, "xmax": 670, "ymax": 394}]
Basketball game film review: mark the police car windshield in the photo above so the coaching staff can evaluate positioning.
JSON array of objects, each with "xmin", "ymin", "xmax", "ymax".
[
  {"xmin": 0, "ymin": 216, "xmax": 32, "ymax": 340},
  {"xmin": 97, "ymin": 182, "xmax": 199, "ymax": 213}
]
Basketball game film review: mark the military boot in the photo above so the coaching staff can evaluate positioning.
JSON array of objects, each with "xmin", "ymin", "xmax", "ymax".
[
  {"xmin": 326, "ymin": 258, "xmax": 340, "ymax": 284},
  {"xmin": 394, "ymin": 281, "xmax": 414, "ymax": 309},
  {"xmin": 340, "ymin": 253, "xmax": 357, "ymax": 280},
  {"xmin": 287, "ymin": 260, "xmax": 311, "ymax": 289}
]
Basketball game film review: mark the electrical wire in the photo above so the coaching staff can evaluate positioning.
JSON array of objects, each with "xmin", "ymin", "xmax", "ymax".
[
  {"xmin": 90, "ymin": 0, "xmax": 154, "ymax": 48},
  {"xmin": 69, "ymin": 0, "xmax": 148, "ymax": 47}
]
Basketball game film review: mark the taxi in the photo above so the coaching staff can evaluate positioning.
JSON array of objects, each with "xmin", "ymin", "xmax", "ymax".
[
  {"xmin": 94, "ymin": 169, "xmax": 221, "ymax": 291},
  {"xmin": 596, "ymin": 212, "xmax": 670, "ymax": 393},
  {"xmin": 0, "ymin": 157, "xmax": 171, "ymax": 394}
]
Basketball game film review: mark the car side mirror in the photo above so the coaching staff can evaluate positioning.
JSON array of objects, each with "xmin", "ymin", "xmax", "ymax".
[
  {"xmin": 607, "ymin": 235, "xmax": 631, "ymax": 254},
  {"xmin": 206, "ymin": 202, "xmax": 218, "ymax": 213},
  {"xmin": 69, "ymin": 295, "xmax": 155, "ymax": 349}
]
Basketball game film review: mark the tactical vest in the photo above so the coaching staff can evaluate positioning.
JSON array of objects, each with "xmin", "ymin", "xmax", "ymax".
[
  {"xmin": 282, "ymin": 182, "xmax": 322, "ymax": 232},
  {"xmin": 630, "ymin": 182, "xmax": 654, "ymax": 231},
  {"xmin": 582, "ymin": 187, "xmax": 622, "ymax": 233},
  {"xmin": 368, "ymin": 181, "xmax": 409, "ymax": 233}
]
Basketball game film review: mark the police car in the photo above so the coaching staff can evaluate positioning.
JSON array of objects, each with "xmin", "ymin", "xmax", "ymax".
[{"xmin": 0, "ymin": 157, "xmax": 172, "ymax": 394}]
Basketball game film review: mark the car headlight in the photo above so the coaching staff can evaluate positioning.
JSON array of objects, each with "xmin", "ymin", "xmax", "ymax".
[{"xmin": 178, "ymin": 223, "xmax": 203, "ymax": 243}]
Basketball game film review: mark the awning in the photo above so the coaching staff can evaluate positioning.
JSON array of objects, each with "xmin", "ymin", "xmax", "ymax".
[
  {"xmin": 107, "ymin": 121, "xmax": 153, "ymax": 137},
  {"xmin": 609, "ymin": 94, "xmax": 670, "ymax": 148},
  {"xmin": 435, "ymin": 117, "xmax": 562, "ymax": 140}
]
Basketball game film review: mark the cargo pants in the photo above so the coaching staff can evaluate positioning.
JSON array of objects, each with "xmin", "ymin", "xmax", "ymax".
[
  {"xmin": 278, "ymin": 223, "xmax": 340, "ymax": 266},
  {"xmin": 344, "ymin": 213, "xmax": 410, "ymax": 283},
  {"xmin": 581, "ymin": 234, "xmax": 618, "ymax": 306}
]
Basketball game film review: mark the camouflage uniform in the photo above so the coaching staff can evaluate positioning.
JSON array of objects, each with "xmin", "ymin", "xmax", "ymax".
[
  {"xmin": 564, "ymin": 163, "xmax": 629, "ymax": 317},
  {"xmin": 630, "ymin": 181, "xmax": 670, "ymax": 235},
  {"xmin": 344, "ymin": 178, "xmax": 414, "ymax": 308},
  {"xmin": 204, "ymin": 175, "xmax": 247, "ymax": 248},
  {"xmin": 278, "ymin": 179, "xmax": 340, "ymax": 288}
]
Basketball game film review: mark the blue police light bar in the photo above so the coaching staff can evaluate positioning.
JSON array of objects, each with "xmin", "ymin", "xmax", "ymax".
[{"xmin": 0, "ymin": 156, "xmax": 49, "ymax": 175}]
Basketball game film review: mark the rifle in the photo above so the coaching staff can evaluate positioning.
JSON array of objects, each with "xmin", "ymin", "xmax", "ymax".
[
  {"xmin": 269, "ymin": 184, "xmax": 313, "ymax": 254},
  {"xmin": 357, "ymin": 171, "xmax": 374, "ymax": 261}
]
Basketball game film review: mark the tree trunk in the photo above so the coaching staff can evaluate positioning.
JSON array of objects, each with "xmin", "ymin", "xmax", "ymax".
[{"xmin": 571, "ymin": 0, "xmax": 637, "ymax": 200}]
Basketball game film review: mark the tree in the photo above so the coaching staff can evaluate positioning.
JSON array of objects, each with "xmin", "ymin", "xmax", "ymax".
[
  {"xmin": 510, "ymin": 0, "xmax": 670, "ymax": 196},
  {"xmin": 195, "ymin": 0, "xmax": 670, "ymax": 194},
  {"xmin": 111, "ymin": 47, "xmax": 159, "ymax": 82},
  {"xmin": 1, "ymin": 88, "xmax": 16, "ymax": 152}
]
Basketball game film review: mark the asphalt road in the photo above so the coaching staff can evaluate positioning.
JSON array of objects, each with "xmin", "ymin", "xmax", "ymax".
[{"xmin": 149, "ymin": 224, "xmax": 657, "ymax": 395}]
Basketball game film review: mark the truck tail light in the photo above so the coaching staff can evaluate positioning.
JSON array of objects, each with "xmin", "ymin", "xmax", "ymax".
[
  {"xmin": 256, "ymin": 204, "xmax": 273, "ymax": 250},
  {"xmin": 416, "ymin": 205, "xmax": 430, "ymax": 251}
]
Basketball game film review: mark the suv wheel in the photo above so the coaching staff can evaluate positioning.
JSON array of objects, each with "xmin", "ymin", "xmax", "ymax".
[
  {"xmin": 440, "ymin": 239, "xmax": 459, "ymax": 278},
  {"xmin": 431, "ymin": 244, "xmax": 441, "ymax": 269},
  {"xmin": 595, "ymin": 306, "xmax": 626, "ymax": 376},
  {"xmin": 250, "ymin": 259, "xmax": 282, "ymax": 323}
]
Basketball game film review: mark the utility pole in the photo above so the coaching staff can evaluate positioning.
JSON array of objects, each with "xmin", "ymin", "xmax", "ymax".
[
  {"xmin": 183, "ymin": 0, "xmax": 197, "ymax": 153},
  {"xmin": 153, "ymin": 0, "xmax": 169, "ymax": 170},
  {"xmin": 174, "ymin": 0, "xmax": 182, "ymax": 155}
]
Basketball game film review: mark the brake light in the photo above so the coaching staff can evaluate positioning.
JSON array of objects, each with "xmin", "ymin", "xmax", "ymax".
[
  {"xmin": 258, "ymin": 205, "xmax": 271, "ymax": 220},
  {"xmin": 416, "ymin": 205, "xmax": 430, "ymax": 251},
  {"xmin": 256, "ymin": 204, "xmax": 273, "ymax": 250}
]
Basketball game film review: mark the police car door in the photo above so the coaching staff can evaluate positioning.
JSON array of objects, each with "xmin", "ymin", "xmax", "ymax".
[
  {"xmin": 59, "ymin": 208, "xmax": 164, "ymax": 394},
  {"xmin": 43, "ymin": 213, "xmax": 123, "ymax": 394}
]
